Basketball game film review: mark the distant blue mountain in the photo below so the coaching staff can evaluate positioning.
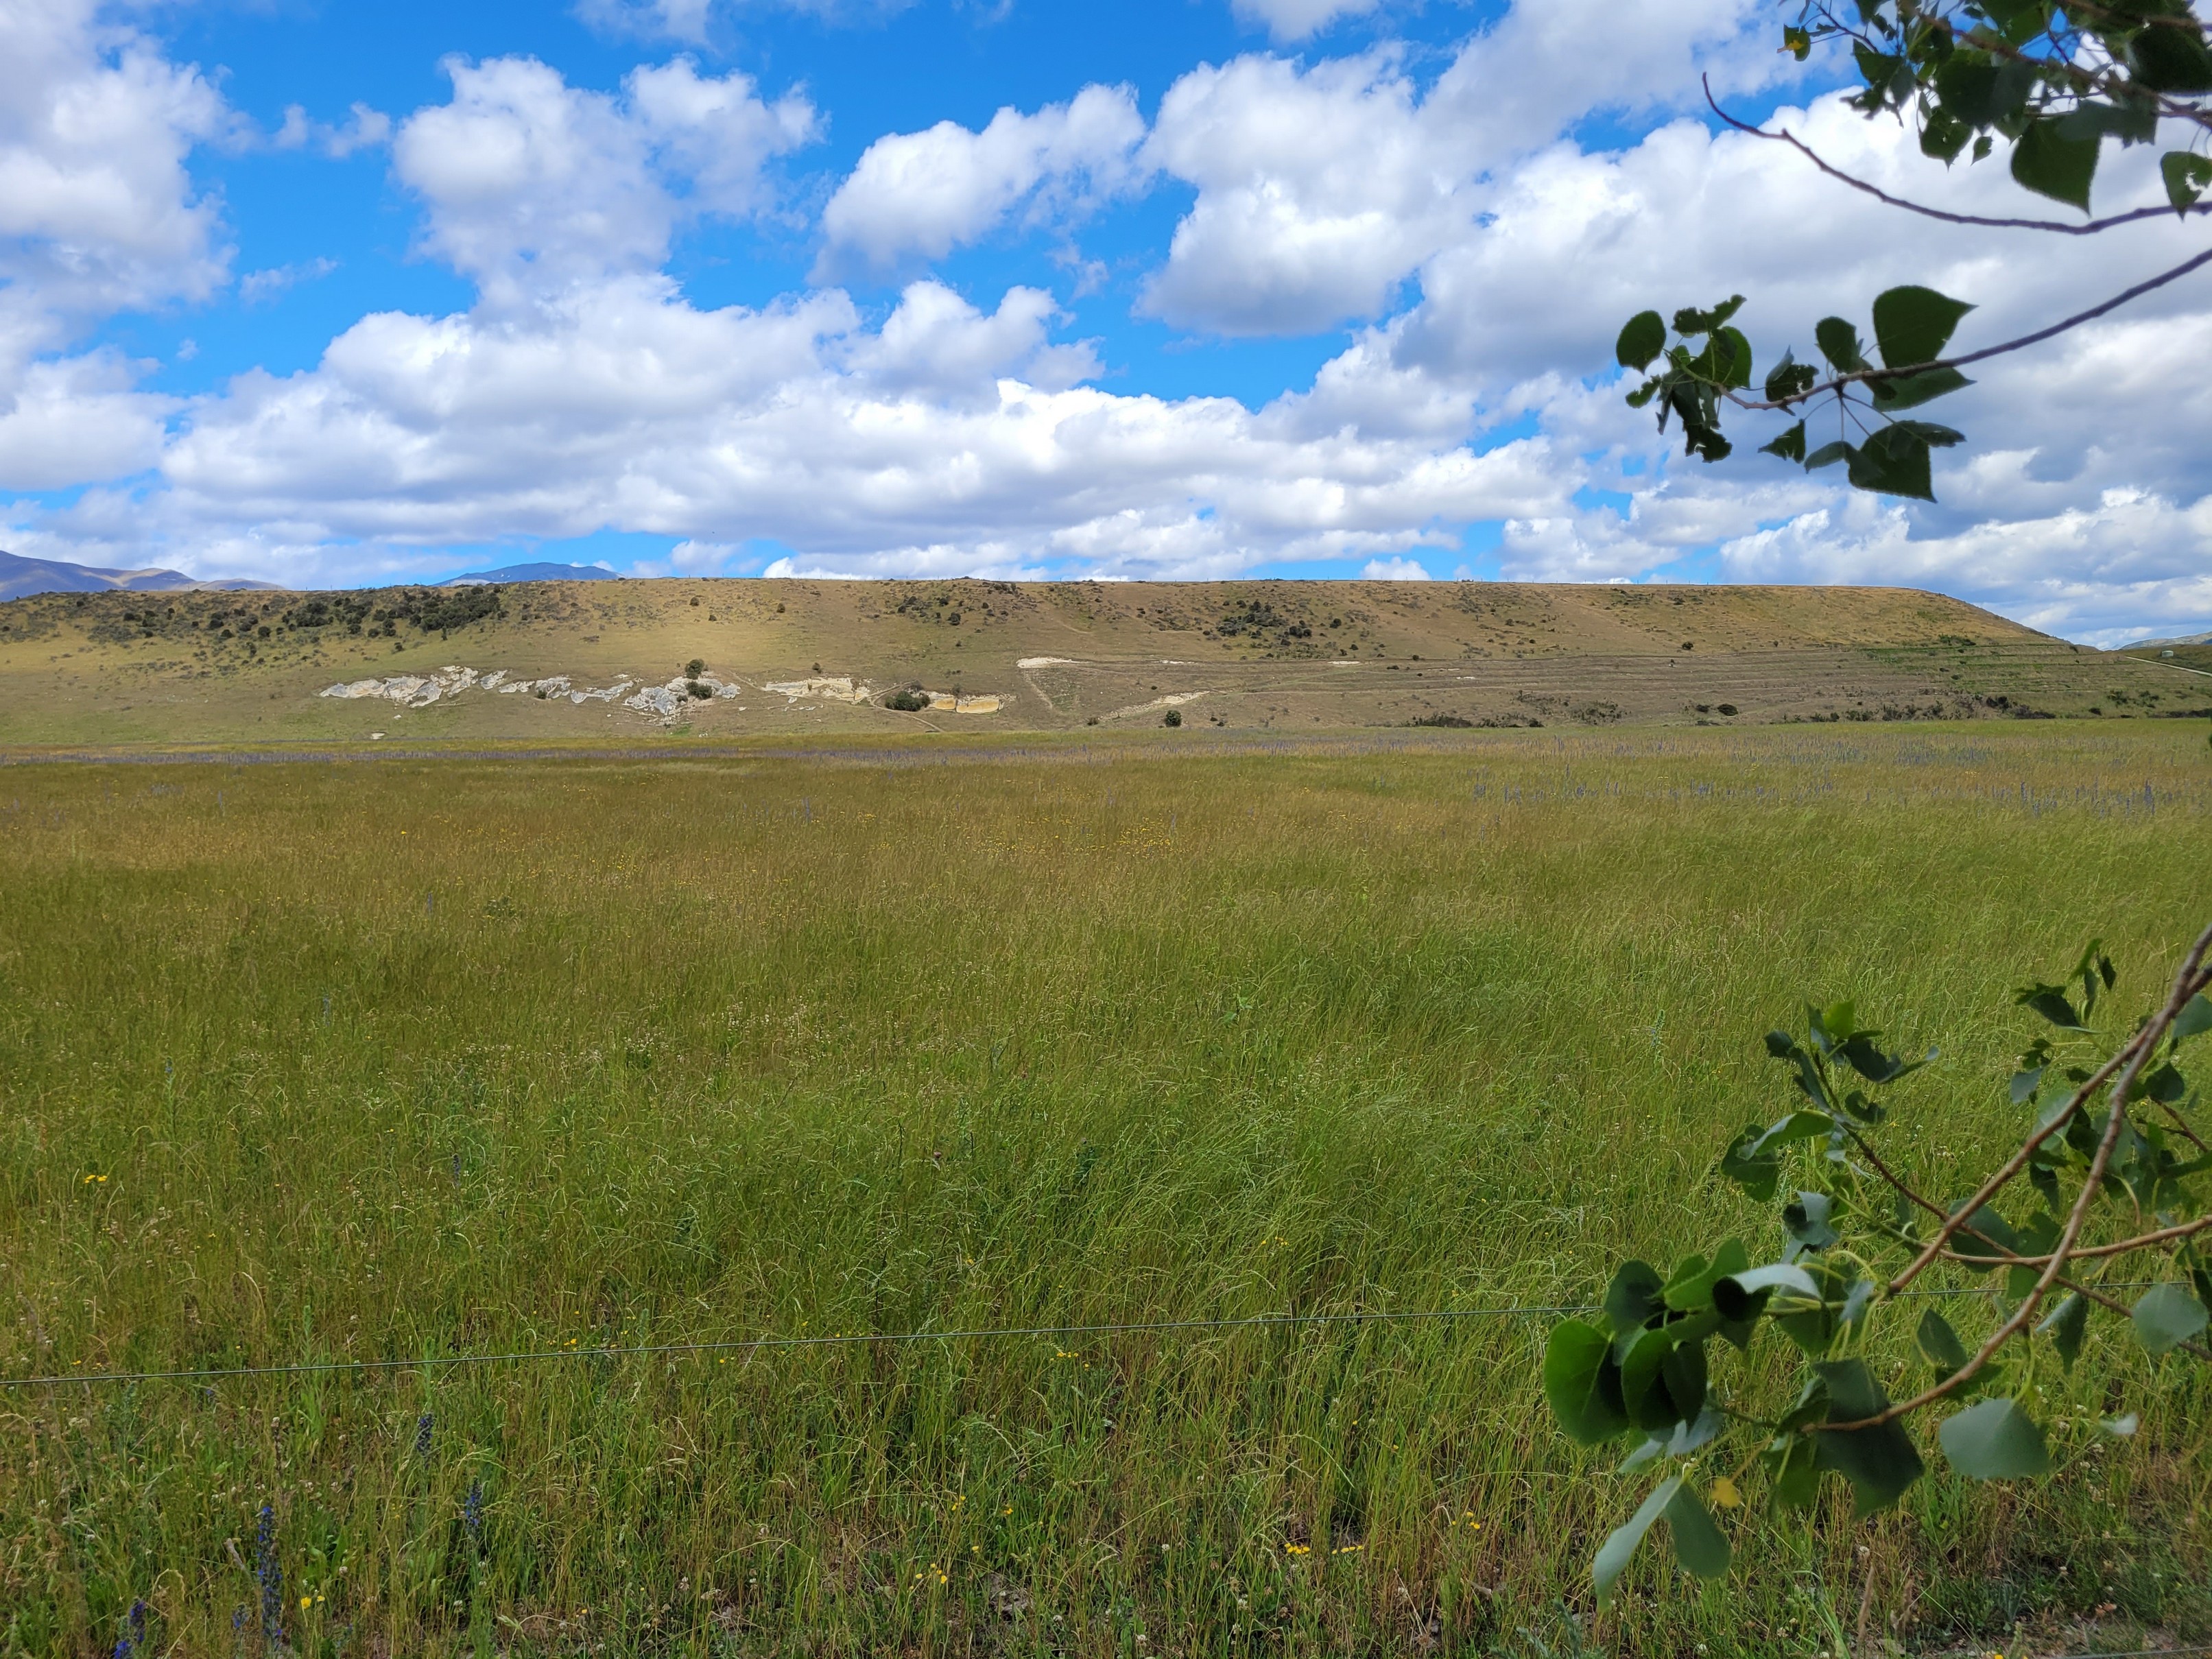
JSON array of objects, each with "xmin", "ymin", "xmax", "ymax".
[
  {"xmin": 439, "ymin": 562, "xmax": 617, "ymax": 586},
  {"xmin": 0, "ymin": 549, "xmax": 281, "ymax": 603}
]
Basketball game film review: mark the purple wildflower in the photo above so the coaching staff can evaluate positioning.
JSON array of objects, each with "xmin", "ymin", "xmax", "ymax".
[{"xmin": 255, "ymin": 1503, "xmax": 285, "ymax": 1649}]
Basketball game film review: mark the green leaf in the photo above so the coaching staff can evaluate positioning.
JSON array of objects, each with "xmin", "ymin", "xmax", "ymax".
[
  {"xmin": 1950, "ymin": 1204, "xmax": 2022, "ymax": 1271},
  {"xmin": 1764, "ymin": 350, "xmax": 1818, "ymax": 403},
  {"xmin": 1872, "ymin": 286, "xmax": 1975, "ymax": 370},
  {"xmin": 1663, "ymin": 1481, "xmax": 1731, "ymax": 1579},
  {"xmin": 2021, "ymin": 988, "xmax": 2086, "ymax": 1030},
  {"xmin": 1805, "ymin": 440, "xmax": 1855, "ymax": 471},
  {"xmin": 1720, "ymin": 1261, "xmax": 1820, "ymax": 1304},
  {"xmin": 1714, "ymin": 326, "xmax": 1753, "ymax": 391},
  {"xmin": 1836, "ymin": 1032, "xmax": 1922, "ymax": 1084},
  {"xmin": 2011, "ymin": 113, "xmax": 2100, "ymax": 211},
  {"xmin": 1922, "ymin": 102, "xmax": 1972, "ymax": 162},
  {"xmin": 2037, "ymin": 1291, "xmax": 2088, "ymax": 1370},
  {"xmin": 1751, "ymin": 1111, "xmax": 1837, "ymax": 1158},
  {"xmin": 1720, "ymin": 1126, "xmax": 1781, "ymax": 1202},
  {"xmin": 2141, "ymin": 1061, "xmax": 2188, "ymax": 1106},
  {"xmin": 1545, "ymin": 1319, "xmax": 1630, "ymax": 1444},
  {"xmin": 1761, "ymin": 420, "xmax": 1807, "ymax": 463},
  {"xmin": 1916, "ymin": 1308, "xmax": 1970, "ymax": 1378},
  {"xmin": 1765, "ymin": 1433, "xmax": 1820, "ymax": 1512},
  {"xmin": 1783, "ymin": 1191, "xmax": 1838, "ymax": 1256},
  {"xmin": 1871, "ymin": 366, "xmax": 1972, "ymax": 411},
  {"xmin": 1664, "ymin": 1240, "xmax": 1750, "ymax": 1312},
  {"xmin": 1617, "ymin": 311, "xmax": 1667, "ymax": 371},
  {"xmin": 1666, "ymin": 1404, "xmax": 1725, "ymax": 1456},
  {"xmin": 1811, "ymin": 1359, "xmax": 1926, "ymax": 1514},
  {"xmin": 1605, "ymin": 1260, "xmax": 1667, "ymax": 1337},
  {"xmin": 2010, "ymin": 1066, "xmax": 2044, "ymax": 1106},
  {"xmin": 2173, "ymin": 993, "xmax": 2212, "ymax": 1044},
  {"xmin": 2133, "ymin": 1282, "xmax": 2210, "ymax": 1356},
  {"xmin": 1846, "ymin": 424, "xmax": 1937, "ymax": 501},
  {"xmin": 1594, "ymin": 1477, "xmax": 1678, "ymax": 1603},
  {"xmin": 1618, "ymin": 1435, "xmax": 1667, "ymax": 1474},
  {"xmin": 2133, "ymin": 21, "xmax": 2212, "ymax": 95},
  {"xmin": 1619, "ymin": 1325, "xmax": 1680, "ymax": 1428},
  {"xmin": 1657, "ymin": 1338, "xmax": 1709, "ymax": 1427},
  {"xmin": 1783, "ymin": 23, "xmax": 1812, "ymax": 60},
  {"xmin": 1939, "ymin": 1396, "xmax": 2052, "ymax": 1479},
  {"xmin": 1672, "ymin": 296, "xmax": 1745, "ymax": 335},
  {"xmin": 1814, "ymin": 317, "xmax": 1868, "ymax": 372},
  {"xmin": 2161, "ymin": 151, "xmax": 2212, "ymax": 215}
]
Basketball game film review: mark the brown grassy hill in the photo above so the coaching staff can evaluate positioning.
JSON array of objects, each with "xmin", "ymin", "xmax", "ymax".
[{"xmin": 0, "ymin": 577, "xmax": 2186, "ymax": 746}]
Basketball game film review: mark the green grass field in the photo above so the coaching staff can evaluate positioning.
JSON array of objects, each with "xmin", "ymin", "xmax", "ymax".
[{"xmin": 3, "ymin": 724, "xmax": 2209, "ymax": 1657}]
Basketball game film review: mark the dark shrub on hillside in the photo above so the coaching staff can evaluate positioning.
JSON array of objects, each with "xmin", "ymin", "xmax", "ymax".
[
  {"xmin": 1163, "ymin": 709, "xmax": 1182, "ymax": 728},
  {"xmin": 883, "ymin": 688, "xmax": 931, "ymax": 712}
]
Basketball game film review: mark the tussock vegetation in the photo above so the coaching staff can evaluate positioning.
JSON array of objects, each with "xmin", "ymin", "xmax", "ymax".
[{"xmin": 1, "ymin": 724, "xmax": 2208, "ymax": 1655}]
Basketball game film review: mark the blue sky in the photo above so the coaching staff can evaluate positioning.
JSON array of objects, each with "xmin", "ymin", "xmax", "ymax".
[
  {"xmin": 3, "ymin": 0, "xmax": 2207, "ymax": 641},
  {"xmin": 105, "ymin": 1, "xmax": 1503, "ymax": 411}
]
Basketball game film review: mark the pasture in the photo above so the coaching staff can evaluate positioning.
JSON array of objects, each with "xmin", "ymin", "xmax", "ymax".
[{"xmin": 2, "ymin": 723, "xmax": 2208, "ymax": 1656}]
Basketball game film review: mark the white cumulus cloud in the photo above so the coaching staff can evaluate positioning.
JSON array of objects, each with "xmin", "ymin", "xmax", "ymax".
[
  {"xmin": 818, "ymin": 84, "xmax": 1147, "ymax": 274},
  {"xmin": 394, "ymin": 55, "xmax": 817, "ymax": 305},
  {"xmin": 1229, "ymin": 0, "xmax": 1382, "ymax": 43}
]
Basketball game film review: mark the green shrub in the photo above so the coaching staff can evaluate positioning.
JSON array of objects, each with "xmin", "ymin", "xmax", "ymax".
[
  {"xmin": 1163, "ymin": 709, "xmax": 1182, "ymax": 728},
  {"xmin": 883, "ymin": 688, "xmax": 931, "ymax": 713}
]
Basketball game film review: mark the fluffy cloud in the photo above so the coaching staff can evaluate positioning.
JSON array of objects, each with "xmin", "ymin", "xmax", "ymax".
[
  {"xmin": 1142, "ymin": 0, "xmax": 1794, "ymax": 337},
  {"xmin": 0, "ymin": 0, "xmax": 231, "ymax": 353},
  {"xmin": 818, "ymin": 85, "xmax": 1147, "ymax": 274},
  {"xmin": 1229, "ymin": 0, "xmax": 1382, "ymax": 43},
  {"xmin": 394, "ymin": 56, "xmax": 816, "ymax": 304},
  {"xmin": 1140, "ymin": 53, "xmax": 1456, "ymax": 335},
  {"xmin": 139, "ymin": 265, "xmax": 1562, "ymax": 586},
  {"xmin": 273, "ymin": 102, "xmax": 392, "ymax": 158},
  {"xmin": 0, "ymin": 0, "xmax": 233, "ymax": 490}
]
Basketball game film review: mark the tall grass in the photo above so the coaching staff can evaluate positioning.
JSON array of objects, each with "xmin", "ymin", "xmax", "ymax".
[{"xmin": 1, "ymin": 724, "xmax": 2208, "ymax": 1656}]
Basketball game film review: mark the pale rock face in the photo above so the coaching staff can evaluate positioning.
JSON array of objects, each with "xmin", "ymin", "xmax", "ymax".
[
  {"xmin": 319, "ymin": 665, "xmax": 1007, "ymax": 719},
  {"xmin": 764, "ymin": 676, "xmax": 872, "ymax": 704}
]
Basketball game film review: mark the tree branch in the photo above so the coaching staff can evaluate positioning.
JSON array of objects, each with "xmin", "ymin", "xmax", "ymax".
[
  {"xmin": 1701, "ymin": 78, "xmax": 2212, "ymax": 237},
  {"xmin": 1724, "ymin": 245, "xmax": 2212, "ymax": 415},
  {"xmin": 1888, "ymin": 927, "xmax": 2212, "ymax": 1295},
  {"xmin": 1955, "ymin": 1212, "xmax": 2212, "ymax": 1274},
  {"xmin": 1824, "ymin": 929, "xmax": 2212, "ymax": 1429},
  {"xmin": 1831, "ymin": 1052, "xmax": 2136, "ymax": 1427}
]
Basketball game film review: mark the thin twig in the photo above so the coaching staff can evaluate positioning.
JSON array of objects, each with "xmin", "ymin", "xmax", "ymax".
[
  {"xmin": 1888, "ymin": 924, "xmax": 2212, "ymax": 1294},
  {"xmin": 1724, "ymin": 246, "xmax": 2212, "ymax": 414},
  {"xmin": 1830, "ymin": 932, "xmax": 2212, "ymax": 1429},
  {"xmin": 1982, "ymin": 1214, "xmax": 2212, "ymax": 1267},
  {"xmin": 1702, "ymin": 77, "xmax": 2211, "ymax": 237}
]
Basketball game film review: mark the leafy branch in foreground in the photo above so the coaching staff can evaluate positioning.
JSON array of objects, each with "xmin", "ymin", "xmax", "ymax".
[
  {"xmin": 1545, "ymin": 923, "xmax": 2212, "ymax": 1602},
  {"xmin": 1616, "ymin": 0, "xmax": 2211, "ymax": 500}
]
